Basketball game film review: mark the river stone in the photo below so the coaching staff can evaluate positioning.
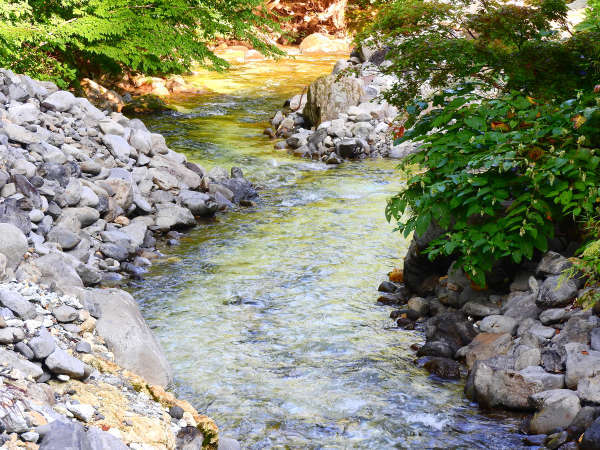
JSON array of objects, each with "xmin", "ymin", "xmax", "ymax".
[
  {"xmin": 0, "ymin": 347, "xmax": 44, "ymax": 379},
  {"xmin": 46, "ymin": 226, "xmax": 81, "ymax": 250},
  {"xmin": 537, "ymin": 251, "xmax": 572, "ymax": 277},
  {"xmin": 462, "ymin": 300, "xmax": 500, "ymax": 318},
  {"xmin": 514, "ymin": 345, "xmax": 542, "ymax": 371},
  {"xmin": 537, "ymin": 275, "xmax": 578, "ymax": 308},
  {"xmin": 67, "ymin": 403, "xmax": 95, "ymax": 422},
  {"xmin": 304, "ymin": 73, "xmax": 364, "ymax": 126},
  {"xmin": 102, "ymin": 134, "xmax": 134, "ymax": 162},
  {"xmin": 565, "ymin": 343, "xmax": 600, "ymax": 389},
  {"xmin": 26, "ymin": 252, "xmax": 83, "ymax": 292},
  {"xmin": 80, "ymin": 288, "xmax": 173, "ymax": 386},
  {"xmin": 0, "ymin": 223, "xmax": 28, "ymax": 269},
  {"xmin": 155, "ymin": 204, "xmax": 196, "ymax": 231},
  {"xmin": 529, "ymin": 389, "xmax": 581, "ymax": 434},
  {"xmin": 0, "ymin": 289, "xmax": 36, "ymax": 319},
  {"xmin": 52, "ymin": 304, "xmax": 79, "ymax": 323},
  {"xmin": 460, "ymin": 332, "xmax": 513, "ymax": 370},
  {"xmin": 178, "ymin": 190, "xmax": 217, "ymax": 216},
  {"xmin": 1, "ymin": 122, "xmax": 41, "ymax": 144},
  {"xmin": 578, "ymin": 374, "xmax": 600, "ymax": 404},
  {"xmin": 540, "ymin": 307, "xmax": 573, "ymax": 325},
  {"xmin": 29, "ymin": 328, "xmax": 56, "ymax": 359},
  {"xmin": 501, "ymin": 291, "xmax": 541, "ymax": 321},
  {"xmin": 479, "ymin": 315, "xmax": 518, "ymax": 335},
  {"xmin": 582, "ymin": 416, "xmax": 600, "ymax": 450},
  {"xmin": 45, "ymin": 347, "xmax": 85, "ymax": 378},
  {"xmin": 42, "ymin": 90, "xmax": 76, "ymax": 111}
]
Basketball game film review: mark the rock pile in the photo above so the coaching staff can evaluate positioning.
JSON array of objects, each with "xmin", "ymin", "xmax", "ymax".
[
  {"xmin": 0, "ymin": 69, "xmax": 246, "ymax": 449},
  {"xmin": 266, "ymin": 47, "xmax": 415, "ymax": 164},
  {"xmin": 0, "ymin": 68, "xmax": 258, "ymax": 290},
  {"xmin": 0, "ymin": 280, "xmax": 218, "ymax": 449},
  {"xmin": 380, "ymin": 247, "xmax": 600, "ymax": 448}
]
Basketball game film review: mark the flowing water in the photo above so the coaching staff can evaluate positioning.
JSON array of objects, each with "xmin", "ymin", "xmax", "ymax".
[{"xmin": 130, "ymin": 55, "xmax": 526, "ymax": 448}]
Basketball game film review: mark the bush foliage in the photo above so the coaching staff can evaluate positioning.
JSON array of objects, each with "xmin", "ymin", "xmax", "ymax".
[
  {"xmin": 0, "ymin": 0, "xmax": 280, "ymax": 88},
  {"xmin": 364, "ymin": 0, "xmax": 600, "ymax": 285}
]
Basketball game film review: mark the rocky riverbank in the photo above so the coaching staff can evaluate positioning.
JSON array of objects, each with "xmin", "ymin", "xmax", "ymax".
[
  {"xmin": 266, "ymin": 46, "xmax": 414, "ymax": 164},
  {"xmin": 0, "ymin": 69, "xmax": 250, "ymax": 448},
  {"xmin": 380, "ymin": 233, "xmax": 600, "ymax": 448}
]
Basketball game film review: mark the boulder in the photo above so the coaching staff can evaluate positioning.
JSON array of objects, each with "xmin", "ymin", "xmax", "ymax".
[
  {"xmin": 0, "ymin": 347, "xmax": 43, "ymax": 380},
  {"xmin": 42, "ymin": 90, "xmax": 76, "ymax": 112},
  {"xmin": 178, "ymin": 190, "xmax": 217, "ymax": 216},
  {"xmin": 470, "ymin": 360, "xmax": 564, "ymax": 410},
  {"xmin": 529, "ymin": 389, "xmax": 581, "ymax": 434},
  {"xmin": 536, "ymin": 251, "xmax": 573, "ymax": 277},
  {"xmin": 304, "ymin": 73, "xmax": 364, "ymax": 126},
  {"xmin": 155, "ymin": 204, "xmax": 196, "ymax": 231},
  {"xmin": 80, "ymin": 288, "xmax": 173, "ymax": 386},
  {"xmin": 582, "ymin": 416, "xmax": 600, "ymax": 450},
  {"xmin": 460, "ymin": 332, "xmax": 513, "ymax": 370},
  {"xmin": 425, "ymin": 310, "xmax": 478, "ymax": 356},
  {"xmin": 501, "ymin": 292, "xmax": 541, "ymax": 321},
  {"xmin": 26, "ymin": 252, "xmax": 83, "ymax": 292},
  {"xmin": 0, "ymin": 223, "xmax": 28, "ymax": 268},
  {"xmin": 0, "ymin": 289, "xmax": 36, "ymax": 319},
  {"xmin": 44, "ymin": 347, "xmax": 86, "ymax": 378},
  {"xmin": 537, "ymin": 275, "xmax": 578, "ymax": 308},
  {"xmin": 479, "ymin": 315, "xmax": 518, "ymax": 335},
  {"xmin": 29, "ymin": 328, "xmax": 56, "ymax": 359},
  {"xmin": 149, "ymin": 155, "xmax": 201, "ymax": 190},
  {"xmin": 565, "ymin": 343, "xmax": 600, "ymax": 389}
]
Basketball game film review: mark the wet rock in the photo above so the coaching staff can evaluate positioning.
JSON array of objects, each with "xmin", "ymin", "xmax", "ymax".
[
  {"xmin": 407, "ymin": 297, "xmax": 429, "ymax": 317},
  {"xmin": 422, "ymin": 357, "xmax": 461, "ymax": 379},
  {"xmin": 581, "ymin": 416, "xmax": 600, "ymax": 450},
  {"xmin": 424, "ymin": 310, "xmax": 477, "ymax": 357},
  {"xmin": 567, "ymin": 406, "xmax": 600, "ymax": 440},
  {"xmin": 529, "ymin": 389, "xmax": 581, "ymax": 434},
  {"xmin": 462, "ymin": 299, "xmax": 500, "ymax": 318},
  {"xmin": 470, "ymin": 360, "xmax": 564, "ymax": 410}
]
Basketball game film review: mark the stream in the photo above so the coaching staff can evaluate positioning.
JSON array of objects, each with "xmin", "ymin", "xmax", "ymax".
[{"xmin": 130, "ymin": 55, "xmax": 526, "ymax": 448}]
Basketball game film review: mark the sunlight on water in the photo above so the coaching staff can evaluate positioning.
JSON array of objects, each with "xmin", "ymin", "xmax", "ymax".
[{"xmin": 130, "ymin": 55, "xmax": 525, "ymax": 448}]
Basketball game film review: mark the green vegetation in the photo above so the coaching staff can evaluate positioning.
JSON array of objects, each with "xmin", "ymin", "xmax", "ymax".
[
  {"xmin": 0, "ymin": 0, "xmax": 281, "ymax": 88},
  {"xmin": 364, "ymin": 0, "xmax": 600, "ymax": 286}
]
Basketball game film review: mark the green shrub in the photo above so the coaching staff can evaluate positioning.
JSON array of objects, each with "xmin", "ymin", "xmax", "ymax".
[
  {"xmin": 386, "ymin": 87, "xmax": 600, "ymax": 286},
  {"xmin": 0, "ymin": 0, "xmax": 281, "ymax": 88}
]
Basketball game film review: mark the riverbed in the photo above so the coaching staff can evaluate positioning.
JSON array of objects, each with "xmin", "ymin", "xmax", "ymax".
[{"xmin": 130, "ymin": 55, "xmax": 526, "ymax": 448}]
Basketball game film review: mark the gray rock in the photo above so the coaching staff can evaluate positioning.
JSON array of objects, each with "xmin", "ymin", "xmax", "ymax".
[
  {"xmin": 581, "ymin": 416, "xmax": 600, "ymax": 450},
  {"xmin": 462, "ymin": 300, "xmax": 500, "ymax": 318},
  {"xmin": 42, "ymin": 90, "xmax": 76, "ymax": 111},
  {"xmin": 21, "ymin": 431, "xmax": 39, "ymax": 443},
  {"xmin": 45, "ymin": 347, "xmax": 86, "ymax": 379},
  {"xmin": 79, "ymin": 288, "xmax": 173, "ymax": 386},
  {"xmin": 592, "ymin": 328, "xmax": 600, "ymax": 352},
  {"xmin": 99, "ymin": 243, "xmax": 129, "ymax": 261},
  {"xmin": 471, "ymin": 361, "xmax": 564, "ymax": 410},
  {"xmin": 14, "ymin": 341, "xmax": 34, "ymax": 360},
  {"xmin": 529, "ymin": 389, "xmax": 581, "ymax": 434},
  {"xmin": 304, "ymin": 73, "xmax": 364, "ymax": 126},
  {"xmin": 537, "ymin": 251, "xmax": 573, "ymax": 277},
  {"xmin": 540, "ymin": 307, "xmax": 573, "ymax": 325},
  {"xmin": 0, "ymin": 347, "xmax": 44, "ymax": 379},
  {"xmin": 29, "ymin": 328, "xmax": 56, "ymax": 359},
  {"xmin": 155, "ymin": 204, "xmax": 196, "ymax": 231},
  {"xmin": 0, "ymin": 223, "xmax": 28, "ymax": 269},
  {"xmin": 578, "ymin": 374, "xmax": 600, "ymax": 404},
  {"xmin": 537, "ymin": 275, "xmax": 578, "ymax": 308},
  {"xmin": 26, "ymin": 252, "xmax": 83, "ymax": 291},
  {"xmin": 0, "ymin": 289, "xmax": 36, "ymax": 319},
  {"xmin": 0, "ymin": 327, "xmax": 21, "ymax": 344},
  {"xmin": 76, "ymin": 264, "xmax": 102, "ymax": 286},
  {"xmin": 565, "ymin": 343, "xmax": 600, "ymax": 389},
  {"xmin": 76, "ymin": 340, "xmax": 92, "ymax": 353},
  {"xmin": 1, "ymin": 122, "xmax": 41, "ymax": 144},
  {"xmin": 52, "ymin": 304, "xmax": 78, "ymax": 323},
  {"xmin": 84, "ymin": 426, "xmax": 129, "ymax": 449},
  {"xmin": 542, "ymin": 347, "xmax": 565, "ymax": 373},
  {"xmin": 501, "ymin": 292, "xmax": 541, "ymax": 321},
  {"xmin": 407, "ymin": 297, "xmax": 429, "ymax": 317},
  {"xmin": 479, "ymin": 315, "xmax": 518, "ymax": 335},
  {"xmin": 102, "ymin": 134, "xmax": 133, "ymax": 162},
  {"xmin": 514, "ymin": 345, "xmax": 542, "ymax": 371},
  {"xmin": 46, "ymin": 226, "xmax": 81, "ymax": 250},
  {"xmin": 176, "ymin": 426, "xmax": 204, "ymax": 450},
  {"xmin": 67, "ymin": 403, "xmax": 95, "ymax": 422}
]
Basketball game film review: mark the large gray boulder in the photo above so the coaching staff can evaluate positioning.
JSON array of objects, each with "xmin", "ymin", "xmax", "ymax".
[
  {"xmin": 0, "ymin": 289, "xmax": 36, "ymax": 319},
  {"xmin": 304, "ymin": 73, "xmax": 364, "ymax": 126},
  {"xmin": 470, "ymin": 359, "xmax": 564, "ymax": 410},
  {"xmin": 80, "ymin": 288, "xmax": 173, "ymax": 387},
  {"xmin": 529, "ymin": 389, "xmax": 581, "ymax": 434},
  {"xmin": 537, "ymin": 275, "xmax": 578, "ymax": 308},
  {"xmin": 0, "ymin": 223, "xmax": 28, "ymax": 269}
]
